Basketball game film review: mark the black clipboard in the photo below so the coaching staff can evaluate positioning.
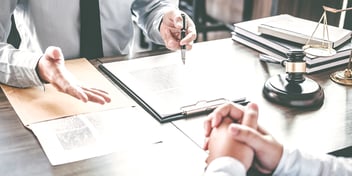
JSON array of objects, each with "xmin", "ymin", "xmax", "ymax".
[{"xmin": 99, "ymin": 51, "xmax": 248, "ymax": 123}]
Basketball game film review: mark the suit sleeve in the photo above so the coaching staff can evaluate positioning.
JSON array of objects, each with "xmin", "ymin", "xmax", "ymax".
[
  {"xmin": 0, "ymin": 0, "xmax": 43, "ymax": 88},
  {"xmin": 131, "ymin": 0, "xmax": 176, "ymax": 45}
]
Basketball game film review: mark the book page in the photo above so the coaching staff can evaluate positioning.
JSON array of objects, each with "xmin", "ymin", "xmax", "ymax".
[{"xmin": 30, "ymin": 107, "xmax": 164, "ymax": 165}]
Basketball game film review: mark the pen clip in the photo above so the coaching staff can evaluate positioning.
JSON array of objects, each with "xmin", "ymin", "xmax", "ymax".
[
  {"xmin": 180, "ymin": 97, "xmax": 247, "ymax": 116},
  {"xmin": 180, "ymin": 13, "xmax": 186, "ymax": 63},
  {"xmin": 181, "ymin": 13, "xmax": 186, "ymax": 30}
]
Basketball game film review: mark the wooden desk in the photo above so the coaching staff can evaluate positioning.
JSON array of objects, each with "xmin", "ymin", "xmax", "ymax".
[
  {"xmin": 0, "ymin": 59, "xmax": 206, "ymax": 176},
  {"xmin": 170, "ymin": 38, "xmax": 352, "ymax": 156},
  {"xmin": 0, "ymin": 38, "xmax": 351, "ymax": 175}
]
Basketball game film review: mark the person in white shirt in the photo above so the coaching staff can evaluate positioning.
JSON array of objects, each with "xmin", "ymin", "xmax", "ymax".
[
  {"xmin": 203, "ymin": 102, "xmax": 352, "ymax": 176},
  {"xmin": 0, "ymin": 0, "xmax": 196, "ymax": 104}
]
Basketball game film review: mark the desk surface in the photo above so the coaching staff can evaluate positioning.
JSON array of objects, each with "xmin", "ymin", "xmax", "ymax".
[
  {"xmin": 170, "ymin": 39, "xmax": 352, "ymax": 155},
  {"xmin": 1, "ymin": 38, "xmax": 351, "ymax": 175}
]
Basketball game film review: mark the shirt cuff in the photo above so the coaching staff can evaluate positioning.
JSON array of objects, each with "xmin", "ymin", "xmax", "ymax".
[
  {"xmin": 204, "ymin": 157, "xmax": 246, "ymax": 176},
  {"xmin": 7, "ymin": 51, "xmax": 44, "ymax": 88},
  {"xmin": 272, "ymin": 147, "xmax": 289, "ymax": 175},
  {"xmin": 150, "ymin": 13, "xmax": 166, "ymax": 45}
]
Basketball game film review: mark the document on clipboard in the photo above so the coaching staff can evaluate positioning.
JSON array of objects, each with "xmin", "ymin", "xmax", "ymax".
[{"xmin": 99, "ymin": 50, "xmax": 248, "ymax": 123}]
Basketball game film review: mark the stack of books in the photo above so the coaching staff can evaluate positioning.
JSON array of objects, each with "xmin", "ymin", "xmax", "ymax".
[{"xmin": 232, "ymin": 14, "xmax": 352, "ymax": 74}]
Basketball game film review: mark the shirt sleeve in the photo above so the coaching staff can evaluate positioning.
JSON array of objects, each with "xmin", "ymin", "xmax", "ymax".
[
  {"xmin": 131, "ymin": 0, "xmax": 176, "ymax": 45},
  {"xmin": 273, "ymin": 147, "xmax": 352, "ymax": 176},
  {"xmin": 0, "ymin": 0, "xmax": 44, "ymax": 88},
  {"xmin": 204, "ymin": 157, "xmax": 246, "ymax": 176}
]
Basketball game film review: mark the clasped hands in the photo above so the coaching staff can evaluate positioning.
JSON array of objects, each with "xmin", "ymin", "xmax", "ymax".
[{"xmin": 203, "ymin": 102, "xmax": 284, "ymax": 174}]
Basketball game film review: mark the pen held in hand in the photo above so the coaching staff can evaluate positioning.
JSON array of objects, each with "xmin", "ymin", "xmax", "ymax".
[{"xmin": 180, "ymin": 14, "xmax": 186, "ymax": 64}]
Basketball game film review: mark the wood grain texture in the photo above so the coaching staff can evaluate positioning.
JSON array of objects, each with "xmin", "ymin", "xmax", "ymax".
[{"xmin": 0, "ymin": 39, "xmax": 351, "ymax": 176}]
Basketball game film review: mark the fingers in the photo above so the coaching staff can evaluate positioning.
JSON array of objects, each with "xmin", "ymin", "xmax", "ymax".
[
  {"xmin": 82, "ymin": 87, "xmax": 111, "ymax": 104},
  {"xmin": 206, "ymin": 117, "xmax": 254, "ymax": 170},
  {"xmin": 204, "ymin": 102, "xmax": 244, "ymax": 137},
  {"xmin": 203, "ymin": 137, "xmax": 210, "ymax": 150},
  {"xmin": 181, "ymin": 16, "xmax": 196, "ymax": 48},
  {"xmin": 160, "ymin": 10, "xmax": 180, "ymax": 50},
  {"xmin": 64, "ymin": 84, "xmax": 89, "ymax": 103},
  {"xmin": 228, "ymin": 123, "xmax": 276, "ymax": 153},
  {"xmin": 160, "ymin": 10, "xmax": 196, "ymax": 51},
  {"xmin": 228, "ymin": 123, "xmax": 264, "ymax": 150},
  {"xmin": 56, "ymin": 83, "xmax": 111, "ymax": 105},
  {"xmin": 242, "ymin": 103, "xmax": 259, "ymax": 129},
  {"xmin": 203, "ymin": 102, "xmax": 258, "ymax": 152},
  {"xmin": 41, "ymin": 46, "xmax": 111, "ymax": 105},
  {"xmin": 211, "ymin": 103, "xmax": 244, "ymax": 127},
  {"xmin": 163, "ymin": 30, "xmax": 179, "ymax": 50},
  {"xmin": 182, "ymin": 35, "xmax": 194, "ymax": 50},
  {"xmin": 257, "ymin": 125, "xmax": 269, "ymax": 135},
  {"xmin": 229, "ymin": 124, "xmax": 283, "ymax": 173}
]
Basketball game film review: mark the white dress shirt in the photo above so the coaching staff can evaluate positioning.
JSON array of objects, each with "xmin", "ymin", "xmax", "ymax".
[
  {"xmin": 204, "ymin": 147, "xmax": 352, "ymax": 176},
  {"xmin": 0, "ymin": 0, "xmax": 175, "ymax": 87}
]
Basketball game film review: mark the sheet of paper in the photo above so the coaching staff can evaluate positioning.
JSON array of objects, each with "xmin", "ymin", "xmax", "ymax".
[
  {"xmin": 30, "ymin": 106, "xmax": 207, "ymax": 171},
  {"xmin": 30, "ymin": 107, "xmax": 163, "ymax": 165},
  {"xmin": 0, "ymin": 58, "xmax": 135, "ymax": 126},
  {"xmin": 100, "ymin": 45, "xmax": 246, "ymax": 120}
]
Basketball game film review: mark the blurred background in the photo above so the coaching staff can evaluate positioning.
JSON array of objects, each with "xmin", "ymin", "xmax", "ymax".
[
  {"xmin": 7, "ymin": 0, "xmax": 352, "ymax": 54},
  {"xmin": 136, "ymin": 0, "xmax": 352, "ymax": 52}
]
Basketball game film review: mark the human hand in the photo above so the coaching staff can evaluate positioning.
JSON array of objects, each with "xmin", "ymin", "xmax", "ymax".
[
  {"xmin": 205, "ymin": 117, "xmax": 254, "ymax": 170},
  {"xmin": 204, "ymin": 102, "xmax": 247, "ymax": 142},
  {"xmin": 37, "ymin": 46, "xmax": 111, "ymax": 105},
  {"xmin": 203, "ymin": 102, "xmax": 283, "ymax": 174},
  {"xmin": 204, "ymin": 103, "xmax": 259, "ymax": 170},
  {"xmin": 228, "ymin": 123, "xmax": 283, "ymax": 174},
  {"xmin": 159, "ymin": 9, "xmax": 196, "ymax": 51}
]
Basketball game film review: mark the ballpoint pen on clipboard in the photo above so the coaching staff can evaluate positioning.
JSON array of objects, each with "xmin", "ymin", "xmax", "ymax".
[
  {"xmin": 162, "ymin": 97, "xmax": 249, "ymax": 120},
  {"xmin": 180, "ymin": 13, "xmax": 186, "ymax": 64},
  {"xmin": 180, "ymin": 97, "xmax": 249, "ymax": 115}
]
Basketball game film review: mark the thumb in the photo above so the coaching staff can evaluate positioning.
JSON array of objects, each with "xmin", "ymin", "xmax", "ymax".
[
  {"xmin": 164, "ymin": 10, "xmax": 183, "ymax": 29},
  {"xmin": 45, "ymin": 46, "xmax": 64, "ymax": 62},
  {"xmin": 173, "ymin": 12, "xmax": 184, "ymax": 29}
]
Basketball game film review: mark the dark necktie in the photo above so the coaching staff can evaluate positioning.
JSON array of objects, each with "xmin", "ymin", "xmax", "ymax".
[{"xmin": 80, "ymin": 0, "xmax": 103, "ymax": 59}]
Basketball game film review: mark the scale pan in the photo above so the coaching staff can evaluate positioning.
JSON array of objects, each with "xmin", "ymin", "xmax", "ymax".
[{"xmin": 303, "ymin": 45, "xmax": 337, "ymax": 57}]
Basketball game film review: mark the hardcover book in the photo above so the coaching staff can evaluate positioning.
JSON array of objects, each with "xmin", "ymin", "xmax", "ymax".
[
  {"xmin": 232, "ymin": 14, "xmax": 352, "ymax": 73},
  {"xmin": 257, "ymin": 14, "xmax": 352, "ymax": 48}
]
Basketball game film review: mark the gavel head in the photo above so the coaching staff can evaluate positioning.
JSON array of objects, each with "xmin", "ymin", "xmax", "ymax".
[{"xmin": 285, "ymin": 49, "xmax": 306, "ymax": 83}]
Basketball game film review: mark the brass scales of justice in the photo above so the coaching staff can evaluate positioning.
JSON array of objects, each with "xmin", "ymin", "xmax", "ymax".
[{"xmin": 302, "ymin": 5, "xmax": 352, "ymax": 85}]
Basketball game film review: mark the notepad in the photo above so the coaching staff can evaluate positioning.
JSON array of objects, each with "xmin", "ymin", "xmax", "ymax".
[{"xmin": 99, "ymin": 49, "xmax": 247, "ymax": 123}]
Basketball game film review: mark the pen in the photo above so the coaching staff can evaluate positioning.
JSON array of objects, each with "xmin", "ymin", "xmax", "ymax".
[
  {"xmin": 164, "ymin": 97, "xmax": 249, "ymax": 118},
  {"xmin": 180, "ymin": 14, "xmax": 186, "ymax": 64}
]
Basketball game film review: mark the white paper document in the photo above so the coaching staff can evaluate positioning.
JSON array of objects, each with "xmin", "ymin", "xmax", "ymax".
[{"xmin": 30, "ymin": 107, "xmax": 162, "ymax": 165}]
